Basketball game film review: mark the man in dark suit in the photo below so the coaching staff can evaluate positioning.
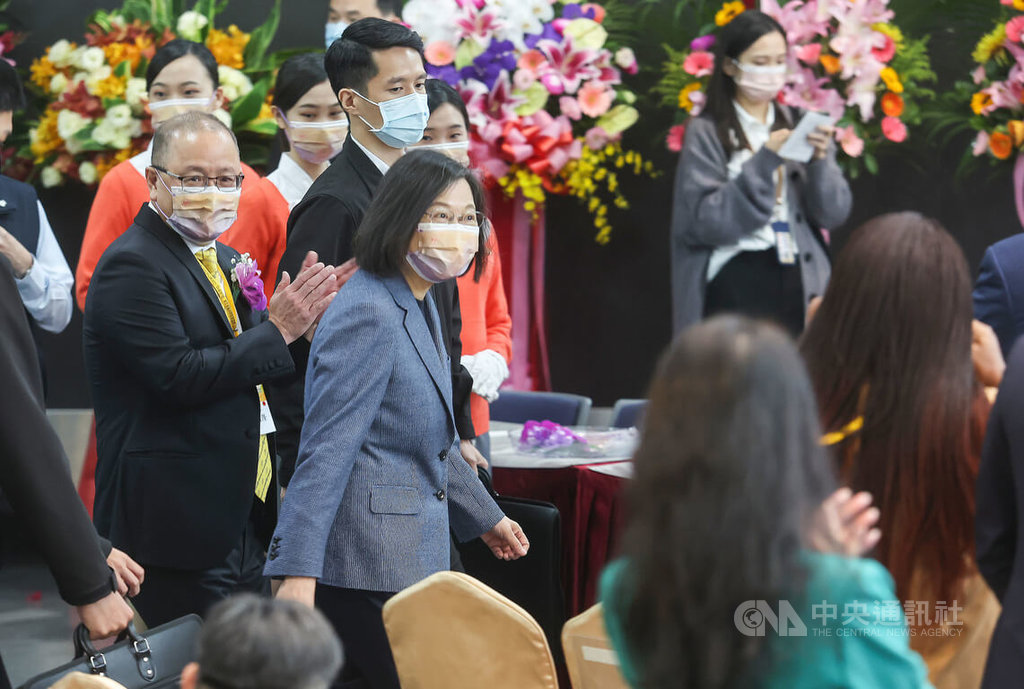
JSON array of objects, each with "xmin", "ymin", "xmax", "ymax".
[
  {"xmin": 974, "ymin": 234, "xmax": 1024, "ymax": 357},
  {"xmin": 270, "ymin": 18, "xmax": 484, "ymax": 490},
  {"xmin": 0, "ymin": 258, "xmax": 135, "ymax": 688},
  {"xmin": 84, "ymin": 111, "xmax": 339, "ymax": 627}
]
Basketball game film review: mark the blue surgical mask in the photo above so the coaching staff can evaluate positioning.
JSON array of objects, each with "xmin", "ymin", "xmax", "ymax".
[
  {"xmin": 325, "ymin": 20, "xmax": 348, "ymax": 48},
  {"xmin": 353, "ymin": 91, "xmax": 429, "ymax": 149}
]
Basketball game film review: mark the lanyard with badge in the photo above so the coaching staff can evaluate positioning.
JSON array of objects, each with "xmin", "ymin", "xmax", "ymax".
[{"xmin": 770, "ymin": 165, "xmax": 797, "ymax": 265}]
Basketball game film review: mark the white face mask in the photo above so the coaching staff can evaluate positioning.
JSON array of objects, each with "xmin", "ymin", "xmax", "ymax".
[
  {"xmin": 148, "ymin": 95, "xmax": 216, "ymax": 126},
  {"xmin": 406, "ymin": 222, "xmax": 479, "ymax": 283},
  {"xmin": 732, "ymin": 61, "xmax": 787, "ymax": 103},
  {"xmin": 155, "ymin": 173, "xmax": 240, "ymax": 243},
  {"xmin": 414, "ymin": 140, "xmax": 470, "ymax": 166},
  {"xmin": 281, "ymin": 116, "xmax": 349, "ymax": 164}
]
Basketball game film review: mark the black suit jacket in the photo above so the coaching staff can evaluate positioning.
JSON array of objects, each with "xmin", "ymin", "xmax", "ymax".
[
  {"xmin": 0, "ymin": 258, "xmax": 112, "ymax": 605},
  {"xmin": 84, "ymin": 206, "xmax": 295, "ymax": 570},
  {"xmin": 977, "ymin": 339, "xmax": 1024, "ymax": 686},
  {"xmin": 270, "ymin": 135, "xmax": 475, "ymax": 485}
]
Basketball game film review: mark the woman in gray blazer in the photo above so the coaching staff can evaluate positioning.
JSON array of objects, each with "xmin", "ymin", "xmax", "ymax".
[
  {"xmin": 670, "ymin": 10, "xmax": 852, "ymax": 336},
  {"xmin": 268, "ymin": 150, "xmax": 529, "ymax": 689}
]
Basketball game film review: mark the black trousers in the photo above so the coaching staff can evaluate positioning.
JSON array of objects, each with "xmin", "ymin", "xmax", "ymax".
[
  {"xmin": 316, "ymin": 584, "xmax": 399, "ymax": 689},
  {"xmin": 704, "ymin": 247, "xmax": 805, "ymax": 337},
  {"xmin": 131, "ymin": 512, "xmax": 268, "ymax": 627}
]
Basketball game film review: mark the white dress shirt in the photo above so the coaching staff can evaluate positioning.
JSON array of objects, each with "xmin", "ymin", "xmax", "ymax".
[
  {"xmin": 706, "ymin": 102, "xmax": 790, "ymax": 282},
  {"xmin": 267, "ymin": 153, "xmax": 315, "ymax": 211},
  {"xmin": 352, "ymin": 133, "xmax": 392, "ymax": 175},
  {"xmin": 16, "ymin": 201, "xmax": 74, "ymax": 333}
]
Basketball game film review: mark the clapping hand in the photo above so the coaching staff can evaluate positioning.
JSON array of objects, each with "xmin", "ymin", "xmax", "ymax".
[
  {"xmin": 268, "ymin": 251, "xmax": 339, "ymax": 344},
  {"xmin": 482, "ymin": 517, "xmax": 529, "ymax": 561},
  {"xmin": 808, "ymin": 488, "xmax": 881, "ymax": 557}
]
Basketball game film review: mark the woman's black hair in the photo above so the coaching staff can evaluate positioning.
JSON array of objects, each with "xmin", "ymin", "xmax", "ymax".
[
  {"xmin": 354, "ymin": 149, "xmax": 489, "ymax": 281},
  {"xmin": 0, "ymin": 59, "xmax": 25, "ymax": 112},
  {"xmin": 425, "ymin": 78, "xmax": 469, "ymax": 127},
  {"xmin": 273, "ymin": 53, "xmax": 333, "ymax": 152},
  {"xmin": 620, "ymin": 315, "xmax": 835, "ymax": 688},
  {"xmin": 702, "ymin": 10, "xmax": 789, "ymax": 155},
  {"xmin": 145, "ymin": 39, "xmax": 220, "ymax": 92}
]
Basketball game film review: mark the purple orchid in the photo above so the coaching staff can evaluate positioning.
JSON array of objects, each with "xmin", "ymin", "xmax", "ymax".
[
  {"xmin": 233, "ymin": 256, "xmax": 268, "ymax": 312},
  {"xmin": 562, "ymin": 3, "xmax": 597, "ymax": 20},
  {"xmin": 459, "ymin": 38, "xmax": 517, "ymax": 90},
  {"xmin": 524, "ymin": 23, "xmax": 561, "ymax": 50},
  {"xmin": 427, "ymin": 63, "xmax": 459, "ymax": 86},
  {"xmin": 690, "ymin": 34, "xmax": 716, "ymax": 52}
]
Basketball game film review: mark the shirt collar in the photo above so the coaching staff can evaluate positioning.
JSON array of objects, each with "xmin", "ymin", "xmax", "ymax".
[
  {"xmin": 733, "ymin": 100, "xmax": 775, "ymax": 131},
  {"xmin": 148, "ymin": 201, "xmax": 216, "ymax": 253},
  {"xmin": 267, "ymin": 153, "xmax": 315, "ymax": 209},
  {"xmin": 352, "ymin": 132, "xmax": 392, "ymax": 175}
]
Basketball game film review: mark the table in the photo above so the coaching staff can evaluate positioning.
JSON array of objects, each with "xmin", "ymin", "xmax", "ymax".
[{"xmin": 488, "ymin": 427, "xmax": 634, "ymax": 616}]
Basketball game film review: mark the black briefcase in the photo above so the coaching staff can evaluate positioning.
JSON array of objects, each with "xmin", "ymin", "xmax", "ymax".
[
  {"xmin": 457, "ymin": 469, "xmax": 566, "ymax": 660},
  {"xmin": 19, "ymin": 616, "xmax": 202, "ymax": 689}
]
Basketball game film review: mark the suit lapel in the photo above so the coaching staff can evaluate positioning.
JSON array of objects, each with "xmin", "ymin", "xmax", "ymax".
[
  {"xmin": 137, "ymin": 207, "xmax": 235, "ymax": 336},
  {"xmin": 383, "ymin": 275, "xmax": 454, "ymax": 420}
]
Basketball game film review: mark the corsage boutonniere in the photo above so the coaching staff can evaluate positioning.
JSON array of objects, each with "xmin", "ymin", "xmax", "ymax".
[{"xmin": 230, "ymin": 253, "xmax": 268, "ymax": 312}]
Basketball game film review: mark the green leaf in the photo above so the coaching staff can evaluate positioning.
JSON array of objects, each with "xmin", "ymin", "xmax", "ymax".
[
  {"xmin": 455, "ymin": 37, "xmax": 485, "ymax": 70},
  {"xmin": 242, "ymin": 0, "xmax": 282, "ymax": 72},
  {"xmin": 864, "ymin": 152, "xmax": 879, "ymax": 175},
  {"xmin": 513, "ymin": 82, "xmax": 549, "ymax": 117},
  {"xmin": 113, "ymin": 60, "xmax": 132, "ymax": 78},
  {"xmin": 236, "ymin": 119, "xmax": 278, "ymax": 136},
  {"xmin": 597, "ymin": 105, "xmax": 640, "ymax": 134},
  {"xmin": 230, "ymin": 77, "xmax": 269, "ymax": 126}
]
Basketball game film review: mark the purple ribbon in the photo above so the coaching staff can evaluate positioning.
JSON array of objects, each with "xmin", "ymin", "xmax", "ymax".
[{"xmin": 519, "ymin": 420, "xmax": 587, "ymax": 450}]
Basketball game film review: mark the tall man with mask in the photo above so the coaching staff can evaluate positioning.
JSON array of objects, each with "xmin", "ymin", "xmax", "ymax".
[
  {"xmin": 84, "ymin": 112, "xmax": 341, "ymax": 627},
  {"xmin": 272, "ymin": 18, "xmax": 486, "ymax": 496},
  {"xmin": 324, "ymin": 0, "xmax": 403, "ymax": 48}
]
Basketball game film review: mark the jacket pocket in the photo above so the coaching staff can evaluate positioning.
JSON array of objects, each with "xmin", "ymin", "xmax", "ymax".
[{"xmin": 370, "ymin": 485, "xmax": 421, "ymax": 515}]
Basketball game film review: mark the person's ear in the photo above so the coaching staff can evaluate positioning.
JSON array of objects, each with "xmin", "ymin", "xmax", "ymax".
[
  {"xmin": 338, "ymin": 89, "xmax": 360, "ymax": 117},
  {"xmin": 723, "ymin": 59, "xmax": 737, "ymax": 78},
  {"xmin": 145, "ymin": 167, "xmax": 161, "ymax": 204},
  {"xmin": 211, "ymin": 86, "xmax": 225, "ymax": 111},
  {"xmin": 180, "ymin": 662, "xmax": 199, "ymax": 689},
  {"xmin": 272, "ymin": 106, "xmax": 288, "ymax": 130}
]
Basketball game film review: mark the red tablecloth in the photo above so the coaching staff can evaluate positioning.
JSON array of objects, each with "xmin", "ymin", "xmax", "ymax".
[{"xmin": 492, "ymin": 463, "xmax": 628, "ymax": 616}]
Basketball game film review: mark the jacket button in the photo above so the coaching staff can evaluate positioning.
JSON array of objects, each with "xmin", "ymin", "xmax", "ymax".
[
  {"xmin": 268, "ymin": 551, "xmax": 278, "ymax": 560},
  {"xmin": 435, "ymin": 489, "xmax": 446, "ymax": 501},
  {"xmin": 796, "ymin": 213, "xmax": 804, "ymax": 224},
  {"xmin": 804, "ymin": 252, "xmax": 813, "ymax": 262},
  {"xmin": 438, "ymin": 450, "xmax": 448, "ymax": 461}
]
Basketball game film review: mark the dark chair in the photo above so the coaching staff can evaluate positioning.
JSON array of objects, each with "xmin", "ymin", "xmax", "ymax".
[
  {"xmin": 491, "ymin": 390, "xmax": 592, "ymax": 426},
  {"xmin": 611, "ymin": 399, "xmax": 647, "ymax": 429}
]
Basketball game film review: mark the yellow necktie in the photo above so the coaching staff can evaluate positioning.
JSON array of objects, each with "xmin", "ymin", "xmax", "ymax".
[{"xmin": 195, "ymin": 248, "xmax": 273, "ymax": 503}]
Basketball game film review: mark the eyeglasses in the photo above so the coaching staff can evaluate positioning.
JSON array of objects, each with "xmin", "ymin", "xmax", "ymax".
[
  {"xmin": 422, "ymin": 207, "xmax": 484, "ymax": 227},
  {"xmin": 152, "ymin": 166, "xmax": 244, "ymax": 192}
]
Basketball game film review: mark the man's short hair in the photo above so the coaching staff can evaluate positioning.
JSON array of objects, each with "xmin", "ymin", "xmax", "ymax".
[
  {"xmin": 324, "ymin": 17, "xmax": 424, "ymax": 96},
  {"xmin": 197, "ymin": 595, "xmax": 342, "ymax": 689},
  {"xmin": 151, "ymin": 111, "xmax": 238, "ymax": 169},
  {"xmin": 0, "ymin": 59, "xmax": 26, "ymax": 113}
]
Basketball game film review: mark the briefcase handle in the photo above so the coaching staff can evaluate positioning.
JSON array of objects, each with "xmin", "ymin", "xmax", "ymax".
[{"xmin": 74, "ymin": 622, "xmax": 157, "ymax": 680}]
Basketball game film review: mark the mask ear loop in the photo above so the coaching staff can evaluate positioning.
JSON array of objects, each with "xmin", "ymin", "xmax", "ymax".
[{"xmin": 351, "ymin": 90, "xmax": 386, "ymax": 133}]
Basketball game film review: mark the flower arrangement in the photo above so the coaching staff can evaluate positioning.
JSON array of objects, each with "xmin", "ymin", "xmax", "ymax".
[
  {"xmin": 18, "ymin": 0, "xmax": 283, "ymax": 188},
  {"xmin": 403, "ymin": 0, "xmax": 656, "ymax": 243},
  {"xmin": 962, "ymin": 1, "xmax": 1024, "ymax": 163},
  {"xmin": 654, "ymin": 0, "xmax": 935, "ymax": 176}
]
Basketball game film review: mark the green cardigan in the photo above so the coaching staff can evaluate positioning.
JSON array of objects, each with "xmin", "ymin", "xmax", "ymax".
[{"xmin": 599, "ymin": 551, "xmax": 933, "ymax": 688}]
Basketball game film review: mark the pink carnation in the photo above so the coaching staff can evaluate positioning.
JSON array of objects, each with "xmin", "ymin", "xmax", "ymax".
[
  {"xmin": 835, "ymin": 125, "xmax": 864, "ymax": 157},
  {"xmin": 559, "ymin": 95, "xmax": 582, "ymax": 120},
  {"xmin": 425, "ymin": 41, "xmax": 455, "ymax": 66},
  {"xmin": 666, "ymin": 124, "xmax": 686, "ymax": 153},
  {"xmin": 973, "ymin": 130, "xmax": 991, "ymax": 157},
  {"xmin": 683, "ymin": 51, "xmax": 714, "ymax": 77},
  {"xmin": 585, "ymin": 126, "xmax": 619, "ymax": 150},
  {"xmin": 518, "ymin": 49, "xmax": 548, "ymax": 76},
  {"xmin": 795, "ymin": 43, "xmax": 821, "ymax": 65},
  {"xmin": 577, "ymin": 81, "xmax": 614, "ymax": 117},
  {"xmin": 871, "ymin": 34, "xmax": 896, "ymax": 63},
  {"xmin": 881, "ymin": 116, "xmax": 907, "ymax": 143},
  {"xmin": 1008, "ymin": 16, "xmax": 1024, "ymax": 43}
]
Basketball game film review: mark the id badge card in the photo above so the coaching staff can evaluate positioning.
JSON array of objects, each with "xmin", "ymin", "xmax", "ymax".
[
  {"xmin": 257, "ymin": 384, "xmax": 276, "ymax": 435},
  {"xmin": 772, "ymin": 221, "xmax": 797, "ymax": 265}
]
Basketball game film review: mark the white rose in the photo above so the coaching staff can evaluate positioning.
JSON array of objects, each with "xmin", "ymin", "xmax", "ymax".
[
  {"xmin": 212, "ymin": 108, "xmax": 233, "ymax": 129},
  {"xmin": 79, "ymin": 161, "xmax": 97, "ymax": 185},
  {"xmin": 76, "ymin": 46, "xmax": 106, "ymax": 73},
  {"xmin": 124, "ymin": 78, "xmax": 147, "ymax": 109},
  {"xmin": 176, "ymin": 11, "xmax": 209, "ymax": 42},
  {"xmin": 217, "ymin": 66, "xmax": 252, "ymax": 102},
  {"xmin": 84, "ymin": 65, "xmax": 112, "ymax": 95},
  {"xmin": 40, "ymin": 166, "xmax": 62, "ymax": 188},
  {"xmin": 105, "ymin": 103, "xmax": 133, "ymax": 130},
  {"xmin": 70, "ymin": 71, "xmax": 88, "ymax": 88},
  {"xmin": 56, "ymin": 109, "xmax": 91, "ymax": 141},
  {"xmin": 48, "ymin": 40, "xmax": 75, "ymax": 68},
  {"xmin": 92, "ymin": 118, "xmax": 131, "ymax": 149},
  {"xmin": 49, "ymin": 72, "xmax": 69, "ymax": 94}
]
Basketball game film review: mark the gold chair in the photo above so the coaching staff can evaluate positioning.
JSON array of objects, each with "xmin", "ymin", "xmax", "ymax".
[
  {"xmin": 561, "ymin": 604, "xmax": 629, "ymax": 689},
  {"xmin": 382, "ymin": 571, "xmax": 559, "ymax": 689},
  {"xmin": 48, "ymin": 673, "xmax": 127, "ymax": 689}
]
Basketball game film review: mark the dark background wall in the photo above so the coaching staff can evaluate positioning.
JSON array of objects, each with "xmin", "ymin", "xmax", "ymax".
[{"xmin": 9, "ymin": 0, "xmax": 1020, "ymax": 409}]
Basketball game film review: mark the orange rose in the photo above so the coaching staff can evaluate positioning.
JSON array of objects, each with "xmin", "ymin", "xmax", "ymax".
[
  {"xmin": 990, "ymin": 131, "xmax": 1014, "ymax": 160},
  {"xmin": 820, "ymin": 54, "xmax": 840, "ymax": 75},
  {"xmin": 881, "ymin": 92, "xmax": 904, "ymax": 118}
]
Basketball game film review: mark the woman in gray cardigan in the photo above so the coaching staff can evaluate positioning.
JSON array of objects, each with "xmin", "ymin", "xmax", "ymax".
[{"xmin": 670, "ymin": 11, "xmax": 852, "ymax": 335}]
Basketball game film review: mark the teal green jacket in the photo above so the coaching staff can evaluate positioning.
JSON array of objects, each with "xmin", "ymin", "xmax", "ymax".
[{"xmin": 600, "ymin": 552, "xmax": 933, "ymax": 688}]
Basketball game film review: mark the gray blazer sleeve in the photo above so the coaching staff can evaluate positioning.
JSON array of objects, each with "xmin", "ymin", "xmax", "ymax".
[
  {"xmin": 265, "ymin": 296, "xmax": 395, "ymax": 578},
  {"xmin": 673, "ymin": 117, "xmax": 784, "ymax": 249},
  {"xmin": 446, "ymin": 452, "xmax": 504, "ymax": 542},
  {"xmin": 801, "ymin": 149, "xmax": 852, "ymax": 230}
]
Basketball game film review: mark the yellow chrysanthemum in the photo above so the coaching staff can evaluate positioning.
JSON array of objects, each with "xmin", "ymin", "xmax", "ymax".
[
  {"xmin": 974, "ymin": 24, "xmax": 1007, "ymax": 64},
  {"xmin": 715, "ymin": 1, "xmax": 746, "ymax": 27},
  {"xmin": 872, "ymin": 23, "xmax": 905, "ymax": 49},
  {"xmin": 102, "ymin": 37, "xmax": 152, "ymax": 74},
  {"xmin": 30, "ymin": 109, "xmax": 62, "ymax": 162},
  {"xmin": 678, "ymin": 83, "xmax": 702, "ymax": 112},
  {"xmin": 1015, "ymin": 0, "xmax": 1024, "ymax": 10},
  {"xmin": 972, "ymin": 91, "xmax": 994, "ymax": 115},
  {"xmin": 30, "ymin": 57, "xmax": 58, "ymax": 90},
  {"xmin": 879, "ymin": 67, "xmax": 903, "ymax": 94},
  {"xmin": 92, "ymin": 74, "xmax": 127, "ymax": 99},
  {"xmin": 206, "ymin": 25, "xmax": 250, "ymax": 70}
]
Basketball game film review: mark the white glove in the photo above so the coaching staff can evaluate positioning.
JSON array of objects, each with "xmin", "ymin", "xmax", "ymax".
[{"xmin": 473, "ymin": 349, "xmax": 510, "ymax": 402}]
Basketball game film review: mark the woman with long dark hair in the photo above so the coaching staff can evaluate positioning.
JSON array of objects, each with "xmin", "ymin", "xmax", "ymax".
[
  {"xmin": 600, "ymin": 316, "xmax": 930, "ymax": 688},
  {"xmin": 670, "ymin": 10, "xmax": 851, "ymax": 336},
  {"xmin": 801, "ymin": 212, "xmax": 1003, "ymax": 688}
]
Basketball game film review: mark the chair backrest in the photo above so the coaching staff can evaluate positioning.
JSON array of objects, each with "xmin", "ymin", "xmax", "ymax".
[
  {"xmin": 48, "ymin": 673, "xmax": 127, "ymax": 689},
  {"xmin": 562, "ymin": 604, "xmax": 630, "ymax": 689},
  {"xmin": 610, "ymin": 399, "xmax": 647, "ymax": 430},
  {"xmin": 383, "ymin": 571, "xmax": 559, "ymax": 689},
  {"xmin": 491, "ymin": 390, "xmax": 593, "ymax": 426}
]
